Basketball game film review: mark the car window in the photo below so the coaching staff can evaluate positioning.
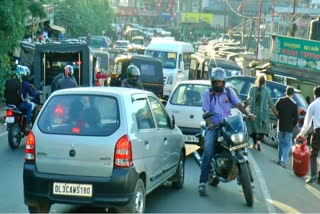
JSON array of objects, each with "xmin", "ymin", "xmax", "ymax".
[
  {"xmin": 148, "ymin": 96, "xmax": 170, "ymax": 128},
  {"xmin": 226, "ymin": 78, "xmax": 247, "ymax": 95},
  {"xmin": 293, "ymin": 93, "xmax": 308, "ymax": 109},
  {"xmin": 38, "ymin": 95, "xmax": 120, "ymax": 136},
  {"xmin": 133, "ymin": 99, "xmax": 155, "ymax": 129},
  {"xmin": 170, "ymin": 84, "xmax": 209, "ymax": 106}
]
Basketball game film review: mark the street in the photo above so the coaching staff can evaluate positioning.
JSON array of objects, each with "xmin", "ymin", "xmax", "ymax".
[{"xmin": 1, "ymin": 124, "xmax": 320, "ymax": 213}]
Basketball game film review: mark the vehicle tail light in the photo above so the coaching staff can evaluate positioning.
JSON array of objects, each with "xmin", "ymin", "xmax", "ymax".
[
  {"xmin": 114, "ymin": 135, "xmax": 133, "ymax": 168},
  {"xmin": 298, "ymin": 109, "xmax": 306, "ymax": 116},
  {"xmin": 25, "ymin": 131, "xmax": 35, "ymax": 162},
  {"xmin": 6, "ymin": 109, "xmax": 13, "ymax": 117}
]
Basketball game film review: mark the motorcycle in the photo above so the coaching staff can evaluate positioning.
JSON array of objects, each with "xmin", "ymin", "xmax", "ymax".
[
  {"xmin": 5, "ymin": 98, "xmax": 41, "ymax": 150},
  {"xmin": 194, "ymin": 109, "xmax": 254, "ymax": 206}
]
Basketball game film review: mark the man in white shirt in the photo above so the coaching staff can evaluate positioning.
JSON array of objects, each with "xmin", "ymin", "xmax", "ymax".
[{"xmin": 297, "ymin": 85, "xmax": 320, "ymax": 183}]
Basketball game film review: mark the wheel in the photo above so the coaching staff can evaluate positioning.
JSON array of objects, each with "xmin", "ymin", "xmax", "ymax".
[
  {"xmin": 208, "ymin": 175, "xmax": 220, "ymax": 186},
  {"xmin": 27, "ymin": 203, "xmax": 51, "ymax": 213},
  {"xmin": 172, "ymin": 152, "xmax": 185, "ymax": 189},
  {"xmin": 263, "ymin": 123, "xmax": 278, "ymax": 147},
  {"xmin": 239, "ymin": 162, "xmax": 254, "ymax": 206},
  {"xmin": 7, "ymin": 123, "xmax": 21, "ymax": 149},
  {"xmin": 117, "ymin": 179, "xmax": 145, "ymax": 213}
]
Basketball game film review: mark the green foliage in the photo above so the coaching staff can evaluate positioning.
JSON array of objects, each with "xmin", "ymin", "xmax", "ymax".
[
  {"xmin": 55, "ymin": 0, "xmax": 115, "ymax": 37},
  {"xmin": 0, "ymin": 55, "xmax": 13, "ymax": 101}
]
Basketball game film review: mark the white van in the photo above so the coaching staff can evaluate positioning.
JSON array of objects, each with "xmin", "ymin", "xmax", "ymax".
[{"xmin": 145, "ymin": 40, "xmax": 195, "ymax": 98}]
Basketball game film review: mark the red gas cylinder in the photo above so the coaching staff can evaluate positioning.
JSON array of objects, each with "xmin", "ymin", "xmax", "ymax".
[{"xmin": 292, "ymin": 136, "xmax": 310, "ymax": 177}]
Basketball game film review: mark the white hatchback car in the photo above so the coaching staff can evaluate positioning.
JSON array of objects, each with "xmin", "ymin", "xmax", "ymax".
[
  {"xmin": 166, "ymin": 80, "xmax": 210, "ymax": 145},
  {"xmin": 166, "ymin": 80, "xmax": 238, "ymax": 146},
  {"xmin": 23, "ymin": 87, "xmax": 185, "ymax": 213}
]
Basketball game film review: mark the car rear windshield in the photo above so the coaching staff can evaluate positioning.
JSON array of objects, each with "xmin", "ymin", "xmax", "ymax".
[
  {"xmin": 170, "ymin": 84, "xmax": 209, "ymax": 107},
  {"xmin": 38, "ymin": 95, "xmax": 120, "ymax": 136}
]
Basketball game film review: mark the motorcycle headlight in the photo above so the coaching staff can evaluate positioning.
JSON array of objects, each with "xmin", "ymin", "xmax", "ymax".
[{"xmin": 231, "ymin": 133, "xmax": 244, "ymax": 144}]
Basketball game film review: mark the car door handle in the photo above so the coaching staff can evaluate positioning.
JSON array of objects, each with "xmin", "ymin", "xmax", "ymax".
[
  {"xmin": 144, "ymin": 140, "xmax": 149, "ymax": 145},
  {"xmin": 164, "ymin": 137, "xmax": 168, "ymax": 145}
]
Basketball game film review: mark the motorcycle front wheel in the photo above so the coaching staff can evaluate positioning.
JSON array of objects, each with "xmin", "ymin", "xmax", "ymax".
[
  {"xmin": 239, "ymin": 162, "xmax": 254, "ymax": 206},
  {"xmin": 7, "ymin": 123, "xmax": 22, "ymax": 149}
]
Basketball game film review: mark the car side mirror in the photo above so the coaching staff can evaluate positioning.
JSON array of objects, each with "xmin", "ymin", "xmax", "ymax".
[{"xmin": 171, "ymin": 115, "xmax": 175, "ymax": 129}]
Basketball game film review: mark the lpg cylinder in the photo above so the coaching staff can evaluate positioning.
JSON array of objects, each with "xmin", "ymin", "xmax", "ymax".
[{"xmin": 292, "ymin": 136, "xmax": 310, "ymax": 177}]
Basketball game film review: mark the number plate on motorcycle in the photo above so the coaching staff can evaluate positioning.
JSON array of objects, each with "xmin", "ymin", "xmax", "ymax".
[
  {"xmin": 229, "ymin": 143, "xmax": 248, "ymax": 151},
  {"xmin": 53, "ymin": 182, "xmax": 92, "ymax": 197},
  {"xmin": 183, "ymin": 135, "xmax": 199, "ymax": 143},
  {"xmin": 5, "ymin": 117, "xmax": 14, "ymax": 123}
]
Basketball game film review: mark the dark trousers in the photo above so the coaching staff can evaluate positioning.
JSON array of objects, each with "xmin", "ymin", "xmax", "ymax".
[
  {"xmin": 310, "ymin": 128, "xmax": 320, "ymax": 177},
  {"xmin": 251, "ymin": 133, "xmax": 265, "ymax": 145}
]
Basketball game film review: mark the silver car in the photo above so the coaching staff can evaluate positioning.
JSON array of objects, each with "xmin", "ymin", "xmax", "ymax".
[{"xmin": 23, "ymin": 87, "xmax": 185, "ymax": 213}]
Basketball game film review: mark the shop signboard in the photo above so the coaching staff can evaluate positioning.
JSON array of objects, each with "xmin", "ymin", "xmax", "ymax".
[
  {"xmin": 271, "ymin": 35, "xmax": 320, "ymax": 72},
  {"xmin": 181, "ymin": 12, "xmax": 213, "ymax": 25}
]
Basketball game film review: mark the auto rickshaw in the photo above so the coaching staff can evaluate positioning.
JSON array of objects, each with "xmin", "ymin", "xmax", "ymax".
[
  {"xmin": 189, "ymin": 53, "xmax": 243, "ymax": 80},
  {"xmin": 110, "ymin": 54, "xmax": 164, "ymax": 99}
]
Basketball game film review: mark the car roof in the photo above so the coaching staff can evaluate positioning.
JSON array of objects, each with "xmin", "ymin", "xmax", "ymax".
[
  {"xmin": 51, "ymin": 87, "xmax": 152, "ymax": 97},
  {"xmin": 226, "ymin": 75, "xmax": 301, "ymax": 93},
  {"xmin": 176, "ymin": 80, "xmax": 210, "ymax": 85}
]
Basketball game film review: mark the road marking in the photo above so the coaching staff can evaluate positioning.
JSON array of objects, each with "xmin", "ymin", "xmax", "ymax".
[
  {"xmin": 0, "ymin": 131, "xmax": 7, "ymax": 137},
  {"xmin": 266, "ymin": 199, "xmax": 301, "ymax": 214},
  {"xmin": 305, "ymin": 184, "xmax": 320, "ymax": 200},
  {"xmin": 248, "ymin": 151, "xmax": 277, "ymax": 213}
]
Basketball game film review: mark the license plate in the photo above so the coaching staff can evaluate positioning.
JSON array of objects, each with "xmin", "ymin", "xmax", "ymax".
[
  {"xmin": 5, "ymin": 117, "xmax": 14, "ymax": 123},
  {"xmin": 184, "ymin": 135, "xmax": 199, "ymax": 143},
  {"xmin": 53, "ymin": 182, "xmax": 92, "ymax": 197},
  {"xmin": 229, "ymin": 143, "xmax": 248, "ymax": 151}
]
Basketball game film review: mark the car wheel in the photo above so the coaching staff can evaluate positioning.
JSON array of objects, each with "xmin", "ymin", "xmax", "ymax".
[
  {"xmin": 263, "ymin": 123, "xmax": 278, "ymax": 147},
  {"xmin": 117, "ymin": 179, "xmax": 145, "ymax": 213},
  {"xmin": 172, "ymin": 152, "xmax": 185, "ymax": 189},
  {"xmin": 28, "ymin": 203, "xmax": 51, "ymax": 213}
]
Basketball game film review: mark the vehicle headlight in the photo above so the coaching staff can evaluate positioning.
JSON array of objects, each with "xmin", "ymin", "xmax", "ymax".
[{"xmin": 231, "ymin": 133, "xmax": 244, "ymax": 144}]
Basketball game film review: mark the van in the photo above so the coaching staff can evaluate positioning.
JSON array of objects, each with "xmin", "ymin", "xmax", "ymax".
[{"xmin": 145, "ymin": 40, "xmax": 195, "ymax": 99}]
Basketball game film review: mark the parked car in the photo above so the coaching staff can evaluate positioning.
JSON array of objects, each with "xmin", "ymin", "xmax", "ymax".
[
  {"xmin": 226, "ymin": 75, "xmax": 309, "ymax": 146},
  {"xmin": 23, "ymin": 87, "xmax": 186, "ymax": 213},
  {"xmin": 165, "ymin": 80, "xmax": 239, "ymax": 147}
]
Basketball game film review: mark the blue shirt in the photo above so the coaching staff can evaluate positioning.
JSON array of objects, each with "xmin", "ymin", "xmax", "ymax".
[
  {"xmin": 22, "ymin": 81, "xmax": 40, "ymax": 100},
  {"xmin": 202, "ymin": 87, "xmax": 241, "ymax": 124}
]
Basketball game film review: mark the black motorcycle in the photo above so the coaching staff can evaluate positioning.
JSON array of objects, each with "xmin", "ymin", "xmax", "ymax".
[
  {"xmin": 194, "ymin": 109, "xmax": 254, "ymax": 206},
  {"xmin": 5, "ymin": 98, "xmax": 41, "ymax": 149}
]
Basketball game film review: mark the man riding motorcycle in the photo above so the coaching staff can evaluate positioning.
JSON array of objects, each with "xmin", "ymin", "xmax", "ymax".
[
  {"xmin": 4, "ymin": 65, "xmax": 34, "ymax": 131},
  {"xmin": 198, "ymin": 67, "xmax": 255, "ymax": 196},
  {"xmin": 121, "ymin": 64, "xmax": 144, "ymax": 90}
]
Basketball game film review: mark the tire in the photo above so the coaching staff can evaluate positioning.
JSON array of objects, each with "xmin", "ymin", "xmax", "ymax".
[
  {"xmin": 239, "ymin": 162, "xmax": 254, "ymax": 206},
  {"xmin": 117, "ymin": 179, "xmax": 145, "ymax": 213},
  {"xmin": 7, "ymin": 123, "xmax": 21, "ymax": 150},
  {"xmin": 172, "ymin": 152, "xmax": 185, "ymax": 189},
  {"xmin": 208, "ymin": 175, "xmax": 220, "ymax": 186},
  {"xmin": 27, "ymin": 203, "xmax": 51, "ymax": 213},
  {"xmin": 263, "ymin": 123, "xmax": 278, "ymax": 147}
]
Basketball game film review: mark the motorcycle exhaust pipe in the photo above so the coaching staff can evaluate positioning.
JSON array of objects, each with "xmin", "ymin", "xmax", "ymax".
[{"xmin": 193, "ymin": 151, "xmax": 202, "ymax": 167}]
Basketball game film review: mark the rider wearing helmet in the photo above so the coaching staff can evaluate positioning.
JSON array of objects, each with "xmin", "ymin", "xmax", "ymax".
[
  {"xmin": 198, "ymin": 67, "xmax": 255, "ymax": 196},
  {"xmin": 121, "ymin": 64, "xmax": 144, "ymax": 89},
  {"xmin": 56, "ymin": 65, "xmax": 78, "ymax": 90}
]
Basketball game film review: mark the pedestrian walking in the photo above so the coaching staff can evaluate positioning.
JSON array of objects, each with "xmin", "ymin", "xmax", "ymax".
[
  {"xmin": 297, "ymin": 85, "xmax": 320, "ymax": 184},
  {"xmin": 274, "ymin": 86, "xmax": 298, "ymax": 168},
  {"xmin": 246, "ymin": 74, "xmax": 277, "ymax": 151}
]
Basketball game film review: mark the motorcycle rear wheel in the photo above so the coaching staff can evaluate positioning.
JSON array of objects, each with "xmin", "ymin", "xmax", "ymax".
[
  {"xmin": 8, "ymin": 123, "xmax": 22, "ymax": 150},
  {"xmin": 239, "ymin": 162, "xmax": 254, "ymax": 206}
]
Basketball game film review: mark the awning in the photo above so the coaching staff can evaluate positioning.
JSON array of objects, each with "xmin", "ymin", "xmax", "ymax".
[{"xmin": 49, "ymin": 24, "xmax": 66, "ymax": 34}]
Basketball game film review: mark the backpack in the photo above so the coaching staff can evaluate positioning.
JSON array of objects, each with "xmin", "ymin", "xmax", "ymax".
[{"xmin": 209, "ymin": 86, "xmax": 231, "ymax": 103}]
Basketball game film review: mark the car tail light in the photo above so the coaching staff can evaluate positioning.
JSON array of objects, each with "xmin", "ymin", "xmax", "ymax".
[
  {"xmin": 25, "ymin": 131, "xmax": 35, "ymax": 162},
  {"xmin": 114, "ymin": 135, "xmax": 133, "ymax": 168},
  {"xmin": 6, "ymin": 109, "xmax": 13, "ymax": 117}
]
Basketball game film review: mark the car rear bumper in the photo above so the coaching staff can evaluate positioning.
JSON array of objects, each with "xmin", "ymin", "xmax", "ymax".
[{"xmin": 23, "ymin": 163, "xmax": 140, "ymax": 208}]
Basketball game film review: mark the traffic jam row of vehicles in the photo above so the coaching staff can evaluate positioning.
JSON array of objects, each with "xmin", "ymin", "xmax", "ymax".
[{"xmin": 4, "ymin": 34, "xmax": 256, "ymax": 211}]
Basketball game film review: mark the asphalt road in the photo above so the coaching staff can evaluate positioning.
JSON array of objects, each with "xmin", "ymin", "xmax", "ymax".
[{"xmin": 1, "ymin": 125, "xmax": 320, "ymax": 213}]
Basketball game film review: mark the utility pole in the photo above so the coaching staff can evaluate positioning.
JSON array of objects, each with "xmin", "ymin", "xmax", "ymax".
[
  {"xmin": 256, "ymin": 0, "xmax": 262, "ymax": 60},
  {"xmin": 271, "ymin": 0, "xmax": 275, "ymax": 34},
  {"xmin": 224, "ymin": 0, "xmax": 227, "ymax": 34},
  {"xmin": 290, "ymin": 0, "xmax": 297, "ymax": 37}
]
